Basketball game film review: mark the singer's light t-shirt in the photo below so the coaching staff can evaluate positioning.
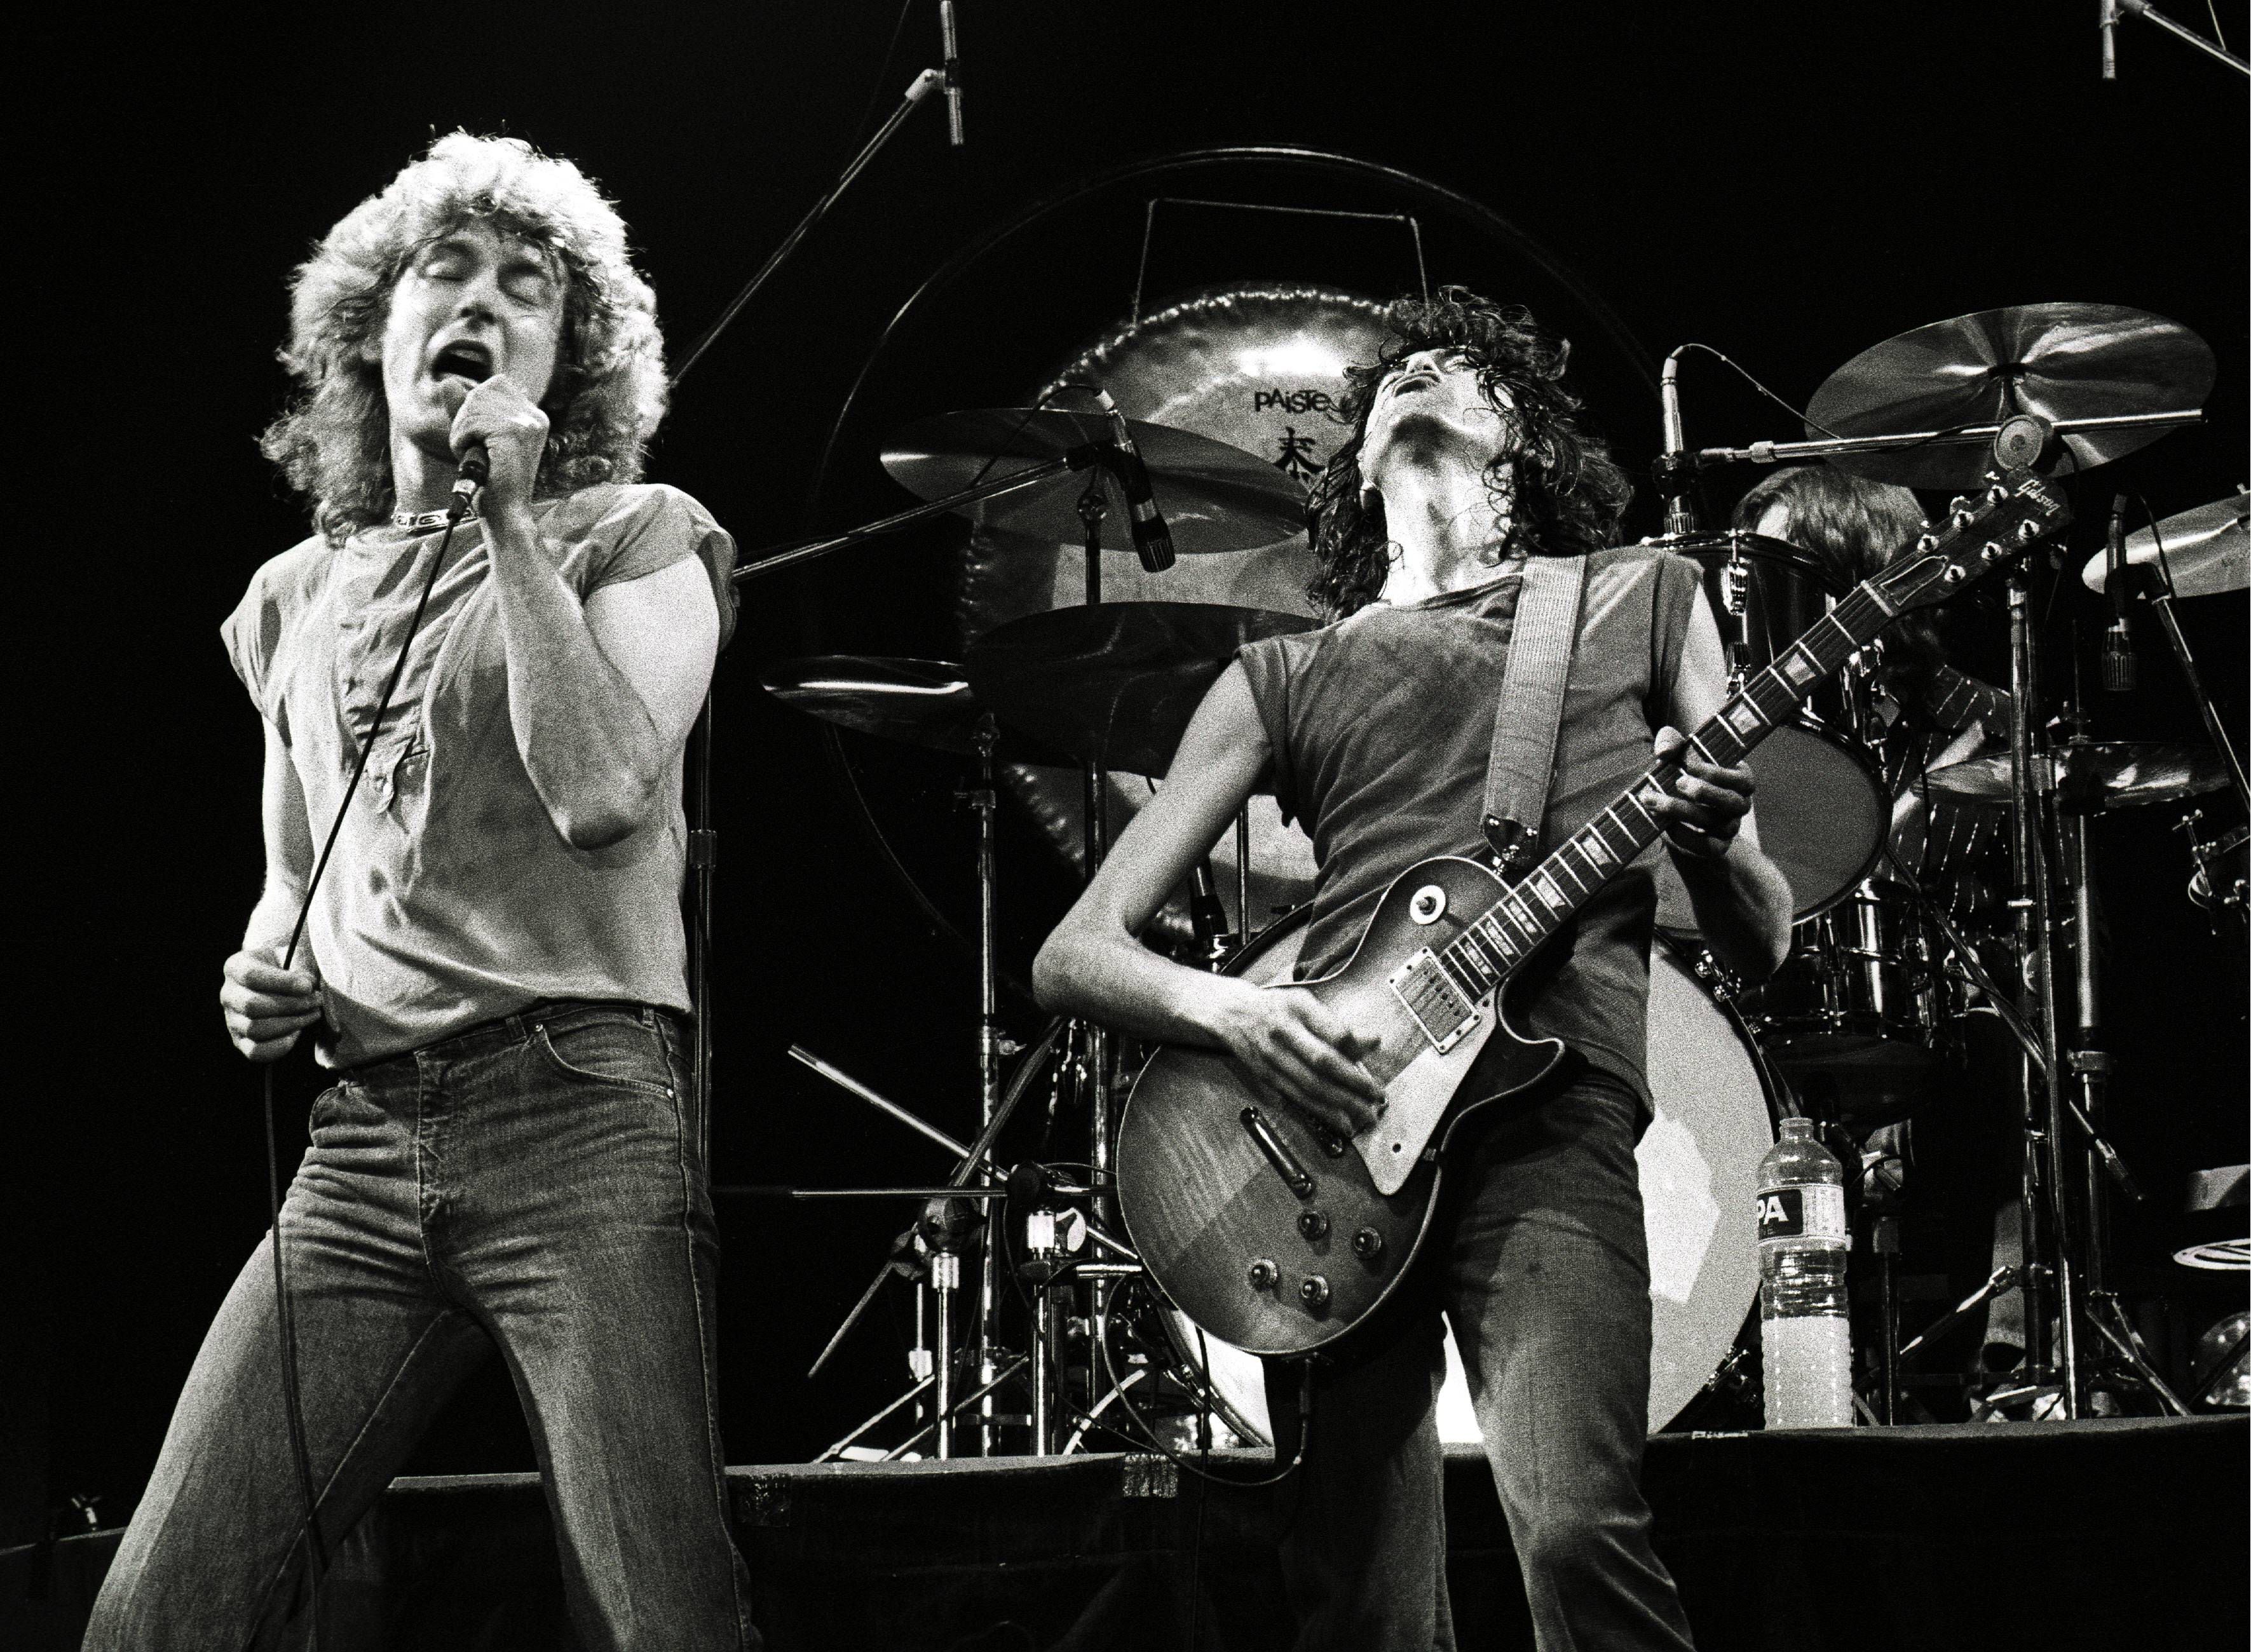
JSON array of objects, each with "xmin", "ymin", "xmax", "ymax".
[{"xmin": 223, "ymin": 483, "xmax": 736, "ymax": 1067}]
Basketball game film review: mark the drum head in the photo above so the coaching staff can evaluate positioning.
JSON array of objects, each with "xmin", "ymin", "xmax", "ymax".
[{"xmin": 1164, "ymin": 927, "xmax": 1774, "ymax": 1440}]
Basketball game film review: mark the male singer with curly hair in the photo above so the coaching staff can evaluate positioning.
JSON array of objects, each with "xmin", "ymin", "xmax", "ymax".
[
  {"xmin": 1037, "ymin": 290, "xmax": 1792, "ymax": 1649},
  {"xmin": 86, "ymin": 134, "xmax": 756, "ymax": 1650}
]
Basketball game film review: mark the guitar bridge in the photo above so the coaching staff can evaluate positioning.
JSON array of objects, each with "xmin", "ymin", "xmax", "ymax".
[{"xmin": 1388, "ymin": 948, "xmax": 1478, "ymax": 1054}]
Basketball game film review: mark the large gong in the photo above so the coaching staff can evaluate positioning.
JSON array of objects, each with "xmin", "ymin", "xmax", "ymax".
[{"xmin": 955, "ymin": 286, "xmax": 1400, "ymax": 942}]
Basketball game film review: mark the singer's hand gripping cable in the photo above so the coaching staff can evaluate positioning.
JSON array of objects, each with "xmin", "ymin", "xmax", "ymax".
[{"xmin": 259, "ymin": 492, "xmax": 468, "ymax": 1634}]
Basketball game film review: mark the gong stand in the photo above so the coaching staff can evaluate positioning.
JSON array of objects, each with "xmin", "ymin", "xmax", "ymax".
[{"xmin": 1070, "ymin": 468, "xmax": 1126, "ymax": 1448}]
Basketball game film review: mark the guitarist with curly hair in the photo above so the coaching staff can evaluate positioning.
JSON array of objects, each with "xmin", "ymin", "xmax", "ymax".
[{"xmin": 1035, "ymin": 290, "xmax": 1793, "ymax": 1650}]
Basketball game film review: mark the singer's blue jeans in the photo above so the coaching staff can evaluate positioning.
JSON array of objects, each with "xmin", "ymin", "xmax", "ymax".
[
  {"xmin": 83, "ymin": 1001, "xmax": 758, "ymax": 1652},
  {"xmin": 1263, "ymin": 1067, "xmax": 1696, "ymax": 1652}
]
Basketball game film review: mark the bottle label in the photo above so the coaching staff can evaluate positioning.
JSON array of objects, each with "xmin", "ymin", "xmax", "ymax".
[{"xmin": 1756, "ymin": 1184, "xmax": 1847, "ymax": 1243}]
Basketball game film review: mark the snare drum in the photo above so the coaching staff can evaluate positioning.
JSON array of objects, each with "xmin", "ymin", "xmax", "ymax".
[
  {"xmin": 1647, "ymin": 532, "xmax": 1889, "ymax": 928},
  {"xmin": 1160, "ymin": 912, "xmax": 1779, "ymax": 1439}
]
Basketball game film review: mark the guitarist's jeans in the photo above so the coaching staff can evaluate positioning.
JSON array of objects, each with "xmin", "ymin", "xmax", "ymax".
[
  {"xmin": 83, "ymin": 1001, "xmax": 758, "ymax": 1652},
  {"xmin": 1264, "ymin": 1066, "xmax": 1696, "ymax": 1652}
]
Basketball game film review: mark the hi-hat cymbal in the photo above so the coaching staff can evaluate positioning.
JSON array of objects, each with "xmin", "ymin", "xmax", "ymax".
[
  {"xmin": 1927, "ymin": 740, "xmax": 2227, "ymax": 813},
  {"xmin": 759, "ymin": 656, "xmax": 1013, "ymax": 756},
  {"xmin": 1805, "ymin": 303, "xmax": 2215, "ymax": 489},
  {"xmin": 882, "ymin": 408, "xmax": 1309, "ymax": 554},
  {"xmin": 2081, "ymin": 491, "xmax": 2249, "ymax": 599},
  {"xmin": 966, "ymin": 602, "xmax": 1317, "ymax": 779}
]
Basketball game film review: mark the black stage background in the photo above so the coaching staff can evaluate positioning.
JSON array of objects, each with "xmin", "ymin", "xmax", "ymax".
[{"xmin": 13, "ymin": 0, "xmax": 2247, "ymax": 1548}]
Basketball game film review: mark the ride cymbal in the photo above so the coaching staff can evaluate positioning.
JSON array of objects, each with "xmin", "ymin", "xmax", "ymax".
[{"xmin": 1805, "ymin": 303, "xmax": 2215, "ymax": 489}]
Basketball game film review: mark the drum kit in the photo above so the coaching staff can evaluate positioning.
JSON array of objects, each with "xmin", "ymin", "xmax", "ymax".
[{"xmin": 737, "ymin": 295, "xmax": 2243, "ymax": 1458}]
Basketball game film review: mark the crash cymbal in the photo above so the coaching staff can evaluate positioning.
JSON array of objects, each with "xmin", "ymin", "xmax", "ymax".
[
  {"xmin": 966, "ymin": 601, "xmax": 1317, "ymax": 779},
  {"xmin": 1805, "ymin": 303, "xmax": 2215, "ymax": 490},
  {"xmin": 759, "ymin": 656, "xmax": 1010, "ymax": 756},
  {"xmin": 2081, "ymin": 490, "xmax": 2249, "ymax": 599},
  {"xmin": 1926, "ymin": 740, "xmax": 2228, "ymax": 813},
  {"xmin": 882, "ymin": 407, "xmax": 1309, "ymax": 554}
]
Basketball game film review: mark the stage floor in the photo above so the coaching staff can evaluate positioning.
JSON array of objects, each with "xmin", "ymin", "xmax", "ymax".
[{"xmin": 8, "ymin": 1415, "xmax": 2244, "ymax": 1649}]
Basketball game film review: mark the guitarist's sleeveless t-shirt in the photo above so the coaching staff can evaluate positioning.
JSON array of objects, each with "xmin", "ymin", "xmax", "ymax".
[{"xmin": 1236, "ymin": 543, "xmax": 1704, "ymax": 1109}]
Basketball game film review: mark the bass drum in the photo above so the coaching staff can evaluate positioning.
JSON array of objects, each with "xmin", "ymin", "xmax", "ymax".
[{"xmin": 1163, "ymin": 915, "xmax": 1777, "ymax": 1441}]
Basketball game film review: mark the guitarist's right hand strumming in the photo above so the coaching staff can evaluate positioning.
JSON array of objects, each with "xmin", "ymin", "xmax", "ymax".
[
  {"xmin": 1200, "ymin": 977, "xmax": 1387, "ymax": 1137},
  {"xmin": 1033, "ymin": 660, "xmax": 1385, "ymax": 1135}
]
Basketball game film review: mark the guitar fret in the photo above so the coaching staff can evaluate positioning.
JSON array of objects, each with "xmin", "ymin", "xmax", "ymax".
[
  {"xmin": 1602, "ymin": 802, "xmax": 1650, "ymax": 856},
  {"xmin": 1459, "ymin": 923, "xmax": 1509, "ymax": 978},
  {"xmin": 1778, "ymin": 642, "xmax": 1817, "ymax": 684},
  {"xmin": 1478, "ymin": 912, "xmax": 1521, "ymax": 963},
  {"xmin": 1435, "ymin": 947, "xmax": 1485, "ymax": 999},
  {"xmin": 1547, "ymin": 853, "xmax": 1587, "ymax": 899},
  {"xmin": 1579, "ymin": 825, "xmax": 1617, "ymax": 872},
  {"xmin": 1506, "ymin": 891, "xmax": 1544, "ymax": 937}
]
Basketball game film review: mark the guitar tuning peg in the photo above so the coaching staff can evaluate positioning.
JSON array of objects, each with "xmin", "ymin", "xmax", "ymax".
[{"xmin": 1915, "ymin": 532, "xmax": 1941, "ymax": 553}]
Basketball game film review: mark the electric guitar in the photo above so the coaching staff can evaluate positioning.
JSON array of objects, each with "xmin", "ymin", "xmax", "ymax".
[{"xmin": 1115, "ymin": 471, "xmax": 2071, "ymax": 1357}]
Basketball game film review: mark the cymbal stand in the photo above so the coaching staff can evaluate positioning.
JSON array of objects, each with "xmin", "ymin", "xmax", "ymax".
[
  {"xmin": 966, "ymin": 715, "xmax": 1006, "ymax": 1452},
  {"xmin": 2055, "ymin": 731, "xmax": 2181, "ymax": 1412},
  {"xmin": 1073, "ymin": 469, "xmax": 1120, "ymax": 1435},
  {"xmin": 2004, "ymin": 567, "xmax": 2083, "ymax": 1414}
]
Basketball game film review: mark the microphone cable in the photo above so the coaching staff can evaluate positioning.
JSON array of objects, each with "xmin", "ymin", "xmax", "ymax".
[{"xmin": 259, "ymin": 493, "xmax": 468, "ymax": 1643}]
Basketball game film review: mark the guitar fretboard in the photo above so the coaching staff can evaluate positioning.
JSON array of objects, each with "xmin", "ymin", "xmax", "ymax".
[{"xmin": 1427, "ymin": 581, "xmax": 1901, "ymax": 1003}]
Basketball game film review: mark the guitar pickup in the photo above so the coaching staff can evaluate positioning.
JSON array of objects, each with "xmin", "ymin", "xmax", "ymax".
[
  {"xmin": 1387, "ymin": 948, "xmax": 1476, "ymax": 1053},
  {"xmin": 1239, "ymin": 1107, "xmax": 1314, "ymax": 1198}
]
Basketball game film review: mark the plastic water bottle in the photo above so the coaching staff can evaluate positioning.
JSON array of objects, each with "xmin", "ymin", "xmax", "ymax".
[{"xmin": 1757, "ymin": 1116, "xmax": 1854, "ymax": 1428}]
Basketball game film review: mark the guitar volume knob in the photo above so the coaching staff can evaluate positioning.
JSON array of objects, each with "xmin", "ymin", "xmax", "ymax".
[
  {"xmin": 1298, "ymin": 1275, "xmax": 1331, "ymax": 1311},
  {"xmin": 1296, "ymin": 1210, "xmax": 1330, "ymax": 1242},
  {"xmin": 1351, "ymin": 1228, "xmax": 1384, "ymax": 1260},
  {"xmin": 1246, "ymin": 1258, "xmax": 1279, "ymax": 1290}
]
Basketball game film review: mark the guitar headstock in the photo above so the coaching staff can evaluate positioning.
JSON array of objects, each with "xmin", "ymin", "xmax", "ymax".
[{"xmin": 1871, "ymin": 470, "xmax": 2074, "ymax": 612}]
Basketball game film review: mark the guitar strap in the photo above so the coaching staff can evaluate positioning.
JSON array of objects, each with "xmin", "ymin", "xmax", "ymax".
[{"xmin": 1480, "ymin": 552, "xmax": 1589, "ymax": 877}]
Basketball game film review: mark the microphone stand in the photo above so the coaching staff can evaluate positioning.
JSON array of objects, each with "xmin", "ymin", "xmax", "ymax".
[
  {"xmin": 1692, "ymin": 408, "xmax": 2202, "ymax": 470},
  {"xmin": 2111, "ymin": 0, "xmax": 2251, "ymax": 78},
  {"xmin": 661, "ymin": 62, "xmax": 948, "ymax": 1172}
]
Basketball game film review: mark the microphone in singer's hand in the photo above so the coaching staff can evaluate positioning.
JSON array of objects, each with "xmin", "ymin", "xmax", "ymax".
[
  {"xmin": 1091, "ymin": 389, "xmax": 1175, "ymax": 572},
  {"xmin": 439, "ymin": 373, "xmax": 492, "ymax": 506}
]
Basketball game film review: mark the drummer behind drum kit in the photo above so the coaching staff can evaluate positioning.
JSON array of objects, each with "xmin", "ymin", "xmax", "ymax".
[{"xmin": 748, "ymin": 297, "xmax": 2245, "ymax": 1459}]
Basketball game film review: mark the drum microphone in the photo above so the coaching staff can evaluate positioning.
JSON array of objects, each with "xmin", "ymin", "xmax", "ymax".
[
  {"xmin": 1657, "ymin": 349, "xmax": 1697, "ymax": 536},
  {"xmin": 2102, "ymin": 494, "xmax": 2136, "ymax": 692},
  {"xmin": 939, "ymin": 0, "xmax": 965, "ymax": 147},
  {"xmin": 1091, "ymin": 388, "xmax": 1176, "ymax": 572}
]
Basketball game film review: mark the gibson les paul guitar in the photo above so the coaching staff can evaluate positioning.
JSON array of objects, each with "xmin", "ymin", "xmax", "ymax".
[{"xmin": 1115, "ymin": 472, "xmax": 2070, "ymax": 1357}]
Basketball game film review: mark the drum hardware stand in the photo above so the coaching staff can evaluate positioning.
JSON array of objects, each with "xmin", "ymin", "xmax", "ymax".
[
  {"xmin": 1071, "ymin": 465, "xmax": 1126, "ymax": 1433},
  {"xmin": 962, "ymin": 714, "xmax": 1007, "ymax": 1451},
  {"xmin": 2003, "ymin": 560, "xmax": 2083, "ymax": 1415}
]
